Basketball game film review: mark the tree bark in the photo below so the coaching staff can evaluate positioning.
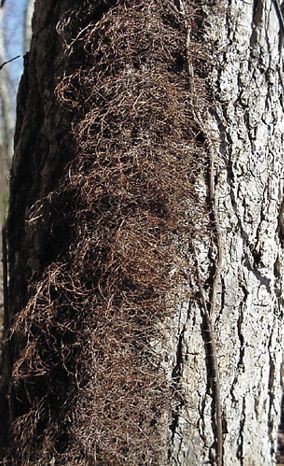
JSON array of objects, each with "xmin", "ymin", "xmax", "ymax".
[
  {"xmin": 168, "ymin": 1, "xmax": 284, "ymax": 465},
  {"xmin": 0, "ymin": 0, "xmax": 73, "ymax": 456},
  {"xmin": 0, "ymin": 1, "xmax": 283, "ymax": 465}
]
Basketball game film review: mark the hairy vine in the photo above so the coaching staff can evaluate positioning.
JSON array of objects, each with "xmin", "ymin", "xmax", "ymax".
[{"xmin": 3, "ymin": 1, "xmax": 213, "ymax": 464}]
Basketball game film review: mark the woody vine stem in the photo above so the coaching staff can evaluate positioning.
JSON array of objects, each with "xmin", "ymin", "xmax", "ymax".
[{"xmin": 179, "ymin": 1, "xmax": 224, "ymax": 465}]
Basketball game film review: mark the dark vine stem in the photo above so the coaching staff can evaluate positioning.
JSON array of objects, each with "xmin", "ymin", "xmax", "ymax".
[{"xmin": 178, "ymin": 1, "xmax": 224, "ymax": 464}]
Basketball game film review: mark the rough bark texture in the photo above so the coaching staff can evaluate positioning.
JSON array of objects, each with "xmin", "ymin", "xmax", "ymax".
[
  {"xmin": 7, "ymin": 0, "xmax": 72, "ymax": 324},
  {"xmin": 168, "ymin": 1, "xmax": 284, "ymax": 465},
  {"xmin": 0, "ymin": 0, "xmax": 73, "ymax": 453},
  {"xmin": 0, "ymin": 0, "xmax": 283, "ymax": 465}
]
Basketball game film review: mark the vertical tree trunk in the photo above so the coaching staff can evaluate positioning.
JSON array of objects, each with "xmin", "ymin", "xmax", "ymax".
[
  {"xmin": 0, "ymin": 7, "xmax": 13, "ymax": 217},
  {"xmin": 168, "ymin": 1, "xmax": 284, "ymax": 465},
  {"xmin": 0, "ymin": 0, "xmax": 72, "ymax": 456},
  {"xmin": 0, "ymin": 9, "xmax": 14, "ymax": 160},
  {"xmin": 0, "ymin": 5, "xmax": 15, "ymax": 370},
  {"xmin": 23, "ymin": 0, "xmax": 35, "ymax": 53},
  {"xmin": 0, "ymin": 1, "xmax": 283, "ymax": 465}
]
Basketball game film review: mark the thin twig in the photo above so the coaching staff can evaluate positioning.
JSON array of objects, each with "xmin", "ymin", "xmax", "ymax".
[
  {"xmin": 179, "ymin": 1, "xmax": 223, "ymax": 465},
  {"xmin": 0, "ymin": 55, "xmax": 21, "ymax": 71}
]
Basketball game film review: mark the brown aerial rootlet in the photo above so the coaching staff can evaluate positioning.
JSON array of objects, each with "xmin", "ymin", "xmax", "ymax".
[{"xmin": 4, "ymin": 1, "xmax": 211, "ymax": 464}]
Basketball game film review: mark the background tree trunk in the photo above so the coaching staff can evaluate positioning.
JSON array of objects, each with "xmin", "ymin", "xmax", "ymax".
[
  {"xmin": 0, "ymin": 7, "xmax": 13, "ymax": 213},
  {"xmin": 0, "ymin": 4, "xmax": 15, "ymax": 374},
  {"xmin": 0, "ymin": 1, "xmax": 283, "ymax": 465},
  {"xmin": 23, "ymin": 0, "xmax": 35, "ymax": 53},
  {"xmin": 0, "ymin": 10, "xmax": 13, "ymax": 161}
]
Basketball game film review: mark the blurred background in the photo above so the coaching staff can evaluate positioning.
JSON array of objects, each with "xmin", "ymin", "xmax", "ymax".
[{"xmin": 0, "ymin": 0, "xmax": 34, "ymax": 345}]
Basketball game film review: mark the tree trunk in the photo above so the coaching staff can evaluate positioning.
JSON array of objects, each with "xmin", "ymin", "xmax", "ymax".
[
  {"xmin": 168, "ymin": 1, "xmax": 284, "ymax": 465},
  {"xmin": 0, "ymin": 1, "xmax": 283, "ymax": 465},
  {"xmin": 0, "ymin": 0, "xmax": 73, "ymax": 457},
  {"xmin": 0, "ymin": 7, "xmax": 14, "ymax": 212},
  {"xmin": 0, "ymin": 5, "xmax": 15, "ymax": 374},
  {"xmin": 23, "ymin": 0, "xmax": 35, "ymax": 53}
]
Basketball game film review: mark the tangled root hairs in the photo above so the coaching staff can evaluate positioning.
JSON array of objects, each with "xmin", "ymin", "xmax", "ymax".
[{"xmin": 6, "ymin": 1, "xmax": 210, "ymax": 464}]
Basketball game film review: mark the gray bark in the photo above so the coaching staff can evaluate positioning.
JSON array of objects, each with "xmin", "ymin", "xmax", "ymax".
[
  {"xmin": 23, "ymin": 0, "xmax": 35, "ymax": 53},
  {"xmin": 168, "ymin": 1, "xmax": 284, "ymax": 465}
]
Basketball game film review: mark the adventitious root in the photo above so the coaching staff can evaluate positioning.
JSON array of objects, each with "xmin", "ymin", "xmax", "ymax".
[{"xmin": 5, "ymin": 1, "xmax": 211, "ymax": 464}]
